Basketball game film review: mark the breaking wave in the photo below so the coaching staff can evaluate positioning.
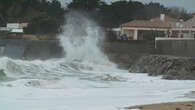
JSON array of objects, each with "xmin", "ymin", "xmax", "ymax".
[{"xmin": 0, "ymin": 12, "xmax": 126, "ymax": 88}]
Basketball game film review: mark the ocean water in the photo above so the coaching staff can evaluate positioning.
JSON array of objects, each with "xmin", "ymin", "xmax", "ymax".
[{"xmin": 0, "ymin": 12, "xmax": 195, "ymax": 110}]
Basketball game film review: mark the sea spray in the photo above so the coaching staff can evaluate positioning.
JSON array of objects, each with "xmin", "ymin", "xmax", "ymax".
[
  {"xmin": 58, "ymin": 11, "xmax": 113, "ymax": 67},
  {"xmin": 0, "ymin": 12, "xmax": 125, "ymax": 88},
  {"xmin": 1, "ymin": 13, "xmax": 194, "ymax": 110}
]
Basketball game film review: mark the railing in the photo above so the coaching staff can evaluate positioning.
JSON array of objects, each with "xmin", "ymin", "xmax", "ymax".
[{"xmin": 155, "ymin": 37, "xmax": 195, "ymax": 41}]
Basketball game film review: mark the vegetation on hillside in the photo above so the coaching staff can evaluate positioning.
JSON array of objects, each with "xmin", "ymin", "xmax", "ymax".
[
  {"xmin": 0, "ymin": 0, "xmax": 65, "ymax": 34},
  {"xmin": 68, "ymin": 0, "xmax": 193, "ymax": 27},
  {"xmin": 0, "ymin": 0, "xmax": 192, "ymax": 34}
]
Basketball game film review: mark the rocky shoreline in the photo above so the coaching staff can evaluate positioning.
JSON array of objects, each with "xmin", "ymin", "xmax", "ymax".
[{"xmin": 129, "ymin": 55, "xmax": 195, "ymax": 80}]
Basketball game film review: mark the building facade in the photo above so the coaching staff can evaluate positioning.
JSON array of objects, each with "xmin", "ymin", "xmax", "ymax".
[{"xmin": 120, "ymin": 14, "xmax": 195, "ymax": 40}]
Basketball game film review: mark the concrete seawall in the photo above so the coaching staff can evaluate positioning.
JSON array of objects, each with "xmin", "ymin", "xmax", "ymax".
[
  {"xmin": 1, "ymin": 39, "xmax": 195, "ymax": 69},
  {"xmin": 156, "ymin": 39, "xmax": 195, "ymax": 57},
  {"xmin": 0, "ymin": 40, "xmax": 64, "ymax": 60},
  {"xmin": 103, "ymin": 41, "xmax": 155, "ymax": 68},
  {"xmin": 0, "ymin": 40, "xmax": 155, "ymax": 68}
]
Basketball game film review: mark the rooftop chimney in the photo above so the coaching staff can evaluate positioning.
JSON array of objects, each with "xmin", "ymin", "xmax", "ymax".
[{"xmin": 160, "ymin": 14, "xmax": 165, "ymax": 22}]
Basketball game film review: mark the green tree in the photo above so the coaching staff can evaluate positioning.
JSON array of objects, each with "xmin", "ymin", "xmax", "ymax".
[
  {"xmin": 68, "ymin": 0, "xmax": 101, "ymax": 11},
  {"xmin": 99, "ymin": 1, "xmax": 145, "ymax": 27}
]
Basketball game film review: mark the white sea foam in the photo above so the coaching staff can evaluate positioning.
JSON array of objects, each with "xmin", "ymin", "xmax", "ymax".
[{"xmin": 0, "ymin": 12, "xmax": 195, "ymax": 110}]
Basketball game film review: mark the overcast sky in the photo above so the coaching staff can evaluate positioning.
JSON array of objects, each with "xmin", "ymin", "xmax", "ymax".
[
  {"xmin": 59, "ymin": 0, "xmax": 195, "ymax": 13},
  {"xmin": 132, "ymin": 0, "xmax": 195, "ymax": 13}
]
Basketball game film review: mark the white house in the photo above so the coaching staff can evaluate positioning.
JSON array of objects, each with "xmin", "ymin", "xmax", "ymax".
[
  {"xmin": 0, "ymin": 23, "xmax": 28, "ymax": 33},
  {"xmin": 120, "ymin": 14, "xmax": 195, "ymax": 40}
]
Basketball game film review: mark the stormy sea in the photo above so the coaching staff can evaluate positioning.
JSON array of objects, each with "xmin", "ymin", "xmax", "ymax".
[{"xmin": 0, "ymin": 12, "xmax": 195, "ymax": 110}]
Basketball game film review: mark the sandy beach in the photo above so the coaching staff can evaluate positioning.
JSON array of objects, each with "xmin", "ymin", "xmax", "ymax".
[{"xmin": 126, "ymin": 101, "xmax": 195, "ymax": 110}]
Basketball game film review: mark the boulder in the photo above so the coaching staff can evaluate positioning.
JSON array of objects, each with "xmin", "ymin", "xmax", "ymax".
[{"xmin": 129, "ymin": 55, "xmax": 195, "ymax": 80}]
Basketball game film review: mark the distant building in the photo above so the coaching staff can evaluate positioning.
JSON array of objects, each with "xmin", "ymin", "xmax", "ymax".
[
  {"xmin": 120, "ymin": 14, "xmax": 195, "ymax": 40},
  {"xmin": 181, "ymin": 15, "xmax": 195, "ymax": 38},
  {"xmin": 6, "ymin": 23, "xmax": 28, "ymax": 33},
  {"xmin": 7, "ymin": 23, "xmax": 20, "ymax": 29},
  {"xmin": 0, "ymin": 23, "xmax": 28, "ymax": 33},
  {"xmin": 0, "ymin": 22, "xmax": 29, "ymax": 39},
  {"xmin": 183, "ymin": 15, "xmax": 195, "ymax": 28}
]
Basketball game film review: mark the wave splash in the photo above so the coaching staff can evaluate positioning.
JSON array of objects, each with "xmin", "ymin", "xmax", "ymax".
[
  {"xmin": 59, "ymin": 12, "xmax": 113, "ymax": 66},
  {"xmin": 0, "ymin": 12, "xmax": 126, "ymax": 88}
]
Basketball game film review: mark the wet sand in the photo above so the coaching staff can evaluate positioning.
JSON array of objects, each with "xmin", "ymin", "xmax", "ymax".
[{"xmin": 126, "ymin": 101, "xmax": 195, "ymax": 110}]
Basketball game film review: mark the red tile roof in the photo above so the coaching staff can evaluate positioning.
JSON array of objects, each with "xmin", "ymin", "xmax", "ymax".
[
  {"xmin": 150, "ymin": 16, "xmax": 177, "ymax": 22},
  {"xmin": 121, "ymin": 16, "xmax": 177, "ymax": 29}
]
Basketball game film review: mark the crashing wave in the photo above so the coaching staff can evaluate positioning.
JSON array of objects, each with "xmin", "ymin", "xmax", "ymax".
[{"xmin": 0, "ymin": 12, "xmax": 125, "ymax": 88}]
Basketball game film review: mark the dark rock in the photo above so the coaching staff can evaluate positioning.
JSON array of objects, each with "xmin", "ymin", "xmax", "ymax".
[
  {"xmin": 0, "ymin": 69, "xmax": 6, "ymax": 78},
  {"xmin": 129, "ymin": 55, "xmax": 195, "ymax": 80}
]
